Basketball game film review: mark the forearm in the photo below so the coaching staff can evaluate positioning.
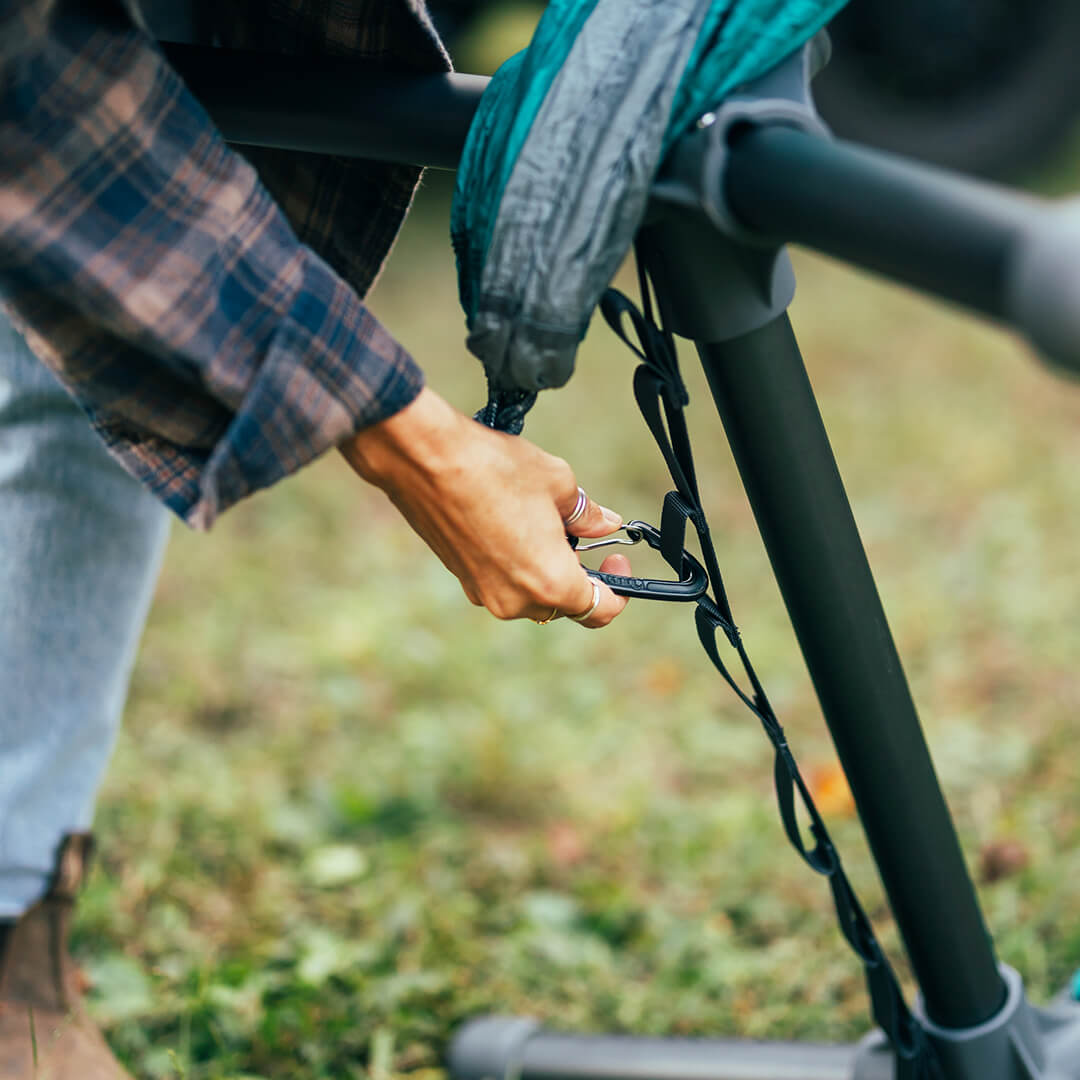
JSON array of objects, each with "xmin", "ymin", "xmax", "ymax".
[{"xmin": 0, "ymin": 0, "xmax": 422, "ymax": 528}]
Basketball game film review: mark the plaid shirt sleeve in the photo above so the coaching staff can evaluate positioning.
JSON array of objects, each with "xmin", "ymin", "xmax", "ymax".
[{"xmin": 0, "ymin": 1, "xmax": 426, "ymax": 530}]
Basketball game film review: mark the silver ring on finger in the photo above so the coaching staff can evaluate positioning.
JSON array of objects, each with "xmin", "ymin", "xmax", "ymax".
[
  {"xmin": 562, "ymin": 486, "xmax": 588, "ymax": 527},
  {"xmin": 569, "ymin": 581, "xmax": 602, "ymax": 624}
]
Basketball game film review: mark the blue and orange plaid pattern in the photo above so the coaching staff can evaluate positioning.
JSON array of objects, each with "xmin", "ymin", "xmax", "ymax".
[{"xmin": 0, "ymin": 0, "xmax": 448, "ymax": 528}]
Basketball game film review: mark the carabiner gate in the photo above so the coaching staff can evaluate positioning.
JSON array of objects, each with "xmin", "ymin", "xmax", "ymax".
[{"xmin": 571, "ymin": 525, "xmax": 646, "ymax": 553}]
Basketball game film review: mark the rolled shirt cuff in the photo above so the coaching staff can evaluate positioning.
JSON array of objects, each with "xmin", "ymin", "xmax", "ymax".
[{"xmin": 99, "ymin": 251, "xmax": 424, "ymax": 530}]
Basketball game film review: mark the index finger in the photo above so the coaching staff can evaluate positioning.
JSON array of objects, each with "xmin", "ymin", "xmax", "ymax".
[{"xmin": 559, "ymin": 484, "xmax": 623, "ymax": 539}]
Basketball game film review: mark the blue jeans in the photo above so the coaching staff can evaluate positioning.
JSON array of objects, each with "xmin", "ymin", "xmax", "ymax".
[{"xmin": 0, "ymin": 311, "xmax": 170, "ymax": 917}]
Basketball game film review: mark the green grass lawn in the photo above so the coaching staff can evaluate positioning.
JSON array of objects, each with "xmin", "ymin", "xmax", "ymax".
[{"xmin": 76, "ymin": 15, "xmax": 1080, "ymax": 1077}]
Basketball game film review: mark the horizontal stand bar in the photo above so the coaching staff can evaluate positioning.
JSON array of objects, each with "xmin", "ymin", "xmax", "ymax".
[
  {"xmin": 165, "ymin": 43, "xmax": 1080, "ymax": 374},
  {"xmin": 162, "ymin": 43, "xmax": 487, "ymax": 170},
  {"xmin": 449, "ymin": 1018, "xmax": 874, "ymax": 1080},
  {"xmin": 721, "ymin": 124, "xmax": 1038, "ymax": 332}
]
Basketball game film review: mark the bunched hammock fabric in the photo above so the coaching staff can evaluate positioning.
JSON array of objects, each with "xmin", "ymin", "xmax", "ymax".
[{"xmin": 451, "ymin": 0, "xmax": 848, "ymax": 430}]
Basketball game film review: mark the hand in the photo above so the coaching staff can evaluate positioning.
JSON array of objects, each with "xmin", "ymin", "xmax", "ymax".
[{"xmin": 339, "ymin": 388, "xmax": 631, "ymax": 627}]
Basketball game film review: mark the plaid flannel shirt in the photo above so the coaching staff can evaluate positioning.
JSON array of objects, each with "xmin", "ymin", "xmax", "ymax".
[{"xmin": 0, "ymin": 0, "xmax": 449, "ymax": 529}]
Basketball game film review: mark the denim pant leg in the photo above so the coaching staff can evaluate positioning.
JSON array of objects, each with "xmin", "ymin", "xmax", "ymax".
[{"xmin": 0, "ymin": 312, "xmax": 170, "ymax": 918}]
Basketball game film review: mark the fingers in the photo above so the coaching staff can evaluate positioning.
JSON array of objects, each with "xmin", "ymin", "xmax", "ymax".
[
  {"xmin": 559, "ymin": 484, "xmax": 623, "ymax": 539},
  {"xmin": 522, "ymin": 553, "xmax": 631, "ymax": 629},
  {"xmin": 566, "ymin": 553, "xmax": 632, "ymax": 630}
]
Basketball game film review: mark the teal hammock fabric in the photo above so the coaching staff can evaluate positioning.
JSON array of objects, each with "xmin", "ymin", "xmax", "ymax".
[{"xmin": 451, "ymin": 0, "xmax": 848, "ymax": 423}]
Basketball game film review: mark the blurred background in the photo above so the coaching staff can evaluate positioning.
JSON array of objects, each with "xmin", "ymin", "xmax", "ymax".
[
  {"xmin": 85, "ymin": 4, "xmax": 1080, "ymax": 1077},
  {"xmin": 432, "ymin": 0, "xmax": 1080, "ymax": 179}
]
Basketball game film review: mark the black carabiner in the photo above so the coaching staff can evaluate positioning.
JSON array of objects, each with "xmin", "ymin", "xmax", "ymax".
[{"xmin": 570, "ymin": 520, "xmax": 708, "ymax": 602}]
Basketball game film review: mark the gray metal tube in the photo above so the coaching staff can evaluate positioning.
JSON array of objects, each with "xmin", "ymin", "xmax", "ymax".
[
  {"xmin": 449, "ymin": 1018, "xmax": 866, "ymax": 1080},
  {"xmin": 516, "ymin": 1034, "xmax": 862, "ymax": 1080}
]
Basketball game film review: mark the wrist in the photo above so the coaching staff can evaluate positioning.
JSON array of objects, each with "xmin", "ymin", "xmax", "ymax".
[{"xmin": 339, "ymin": 387, "xmax": 463, "ymax": 486}]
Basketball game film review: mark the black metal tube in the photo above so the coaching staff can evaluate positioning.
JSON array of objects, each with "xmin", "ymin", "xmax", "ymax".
[
  {"xmin": 723, "ymin": 124, "xmax": 1041, "ymax": 323},
  {"xmin": 692, "ymin": 315, "xmax": 1005, "ymax": 1030},
  {"xmin": 162, "ymin": 43, "xmax": 488, "ymax": 170}
]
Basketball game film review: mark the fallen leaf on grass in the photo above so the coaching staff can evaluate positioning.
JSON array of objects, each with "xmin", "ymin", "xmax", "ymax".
[
  {"xmin": 546, "ymin": 821, "xmax": 588, "ymax": 867},
  {"xmin": 643, "ymin": 658, "xmax": 685, "ymax": 697},
  {"xmin": 807, "ymin": 762, "xmax": 855, "ymax": 818},
  {"xmin": 979, "ymin": 839, "xmax": 1030, "ymax": 884}
]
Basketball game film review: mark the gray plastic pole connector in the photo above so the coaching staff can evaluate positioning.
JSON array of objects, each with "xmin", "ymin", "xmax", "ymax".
[
  {"xmin": 853, "ymin": 966, "xmax": 1080, "ymax": 1080},
  {"xmin": 644, "ymin": 36, "xmax": 830, "ymax": 344}
]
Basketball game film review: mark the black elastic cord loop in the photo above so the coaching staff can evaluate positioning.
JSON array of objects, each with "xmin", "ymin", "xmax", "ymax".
[
  {"xmin": 601, "ymin": 290, "xmax": 656, "ymax": 367},
  {"xmin": 773, "ymin": 751, "xmax": 834, "ymax": 874},
  {"xmin": 632, "ymin": 366, "xmax": 698, "ymax": 503}
]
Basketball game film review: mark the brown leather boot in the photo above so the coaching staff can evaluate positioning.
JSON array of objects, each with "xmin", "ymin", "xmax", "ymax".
[{"xmin": 0, "ymin": 834, "xmax": 131, "ymax": 1079}]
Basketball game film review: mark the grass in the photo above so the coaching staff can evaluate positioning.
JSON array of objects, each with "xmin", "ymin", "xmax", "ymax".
[{"xmin": 74, "ymin": 12, "xmax": 1080, "ymax": 1079}]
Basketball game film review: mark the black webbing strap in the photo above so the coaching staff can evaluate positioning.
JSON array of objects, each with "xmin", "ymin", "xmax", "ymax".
[{"xmin": 595, "ymin": 256, "xmax": 943, "ymax": 1080}]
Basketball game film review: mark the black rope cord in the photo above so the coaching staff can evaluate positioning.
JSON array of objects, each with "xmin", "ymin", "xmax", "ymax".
[
  {"xmin": 475, "ymin": 385, "xmax": 536, "ymax": 435},
  {"xmin": 478, "ymin": 255, "xmax": 943, "ymax": 1079}
]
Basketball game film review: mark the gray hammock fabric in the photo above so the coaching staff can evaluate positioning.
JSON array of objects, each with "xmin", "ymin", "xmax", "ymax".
[{"xmin": 451, "ymin": 0, "xmax": 848, "ymax": 429}]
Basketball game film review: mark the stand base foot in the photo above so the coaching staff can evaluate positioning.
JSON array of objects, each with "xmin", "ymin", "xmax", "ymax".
[
  {"xmin": 852, "ymin": 964, "xmax": 1080, "ymax": 1079},
  {"xmin": 904, "ymin": 964, "xmax": 1080, "ymax": 1080}
]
